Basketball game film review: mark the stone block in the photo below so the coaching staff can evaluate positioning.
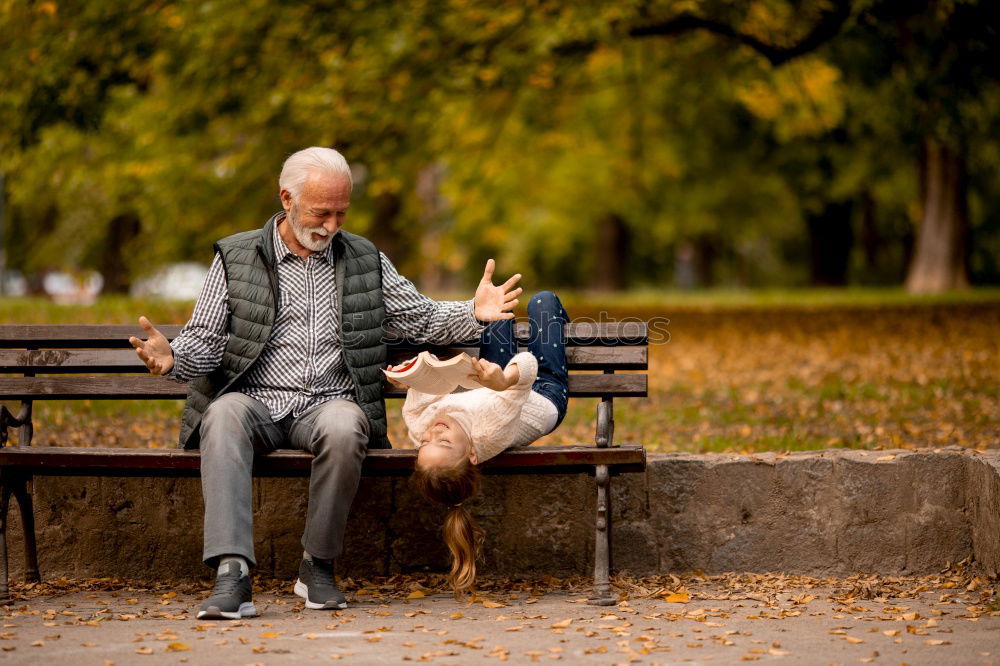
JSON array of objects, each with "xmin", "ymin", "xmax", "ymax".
[
  {"xmin": 2, "ymin": 449, "xmax": 994, "ymax": 582},
  {"xmin": 969, "ymin": 451, "xmax": 1000, "ymax": 577}
]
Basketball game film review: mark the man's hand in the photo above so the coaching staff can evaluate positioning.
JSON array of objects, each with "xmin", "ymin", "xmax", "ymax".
[
  {"xmin": 469, "ymin": 358, "xmax": 519, "ymax": 391},
  {"xmin": 474, "ymin": 259, "xmax": 522, "ymax": 322},
  {"xmin": 129, "ymin": 316, "xmax": 175, "ymax": 376}
]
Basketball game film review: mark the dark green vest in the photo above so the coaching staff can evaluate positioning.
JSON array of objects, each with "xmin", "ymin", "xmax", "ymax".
[{"xmin": 178, "ymin": 213, "xmax": 390, "ymax": 449}]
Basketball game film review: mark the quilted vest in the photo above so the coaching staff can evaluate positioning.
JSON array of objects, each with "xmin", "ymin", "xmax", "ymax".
[{"xmin": 178, "ymin": 212, "xmax": 390, "ymax": 449}]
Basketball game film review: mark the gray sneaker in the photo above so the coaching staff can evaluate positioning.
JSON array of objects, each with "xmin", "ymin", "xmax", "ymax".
[
  {"xmin": 294, "ymin": 557, "xmax": 347, "ymax": 610},
  {"xmin": 197, "ymin": 561, "xmax": 257, "ymax": 619}
]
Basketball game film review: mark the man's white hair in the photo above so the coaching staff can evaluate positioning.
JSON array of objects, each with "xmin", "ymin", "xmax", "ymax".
[{"xmin": 279, "ymin": 146, "xmax": 353, "ymax": 199}]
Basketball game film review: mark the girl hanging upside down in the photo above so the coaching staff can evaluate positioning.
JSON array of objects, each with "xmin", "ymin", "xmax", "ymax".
[{"xmin": 386, "ymin": 291, "xmax": 569, "ymax": 596}]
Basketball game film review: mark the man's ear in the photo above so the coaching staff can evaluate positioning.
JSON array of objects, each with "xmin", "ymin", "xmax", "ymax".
[
  {"xmin": 469, "ymin": 448, "xmax": 478, "ymax": 465},
  {"xmin": 279, "ymin": 189, "xmax": 293, "ymax": 211}
]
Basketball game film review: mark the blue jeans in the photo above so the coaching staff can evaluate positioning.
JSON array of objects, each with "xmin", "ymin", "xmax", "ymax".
[{"xmin": 478, "ymin": 290, "xmax": 569, "ymax": 428}]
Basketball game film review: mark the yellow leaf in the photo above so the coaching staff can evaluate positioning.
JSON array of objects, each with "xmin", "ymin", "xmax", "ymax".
[
  {"xmin": 367, "ymin": 635, "xmax": 382, "ymax": 643},
  {"xmin": 926, "ymin": 639, "xmax": 951, "ymax": 646},
  {"xmin": 482, "ymin": 600, "xmax": 505, "ymax": 608},
  {"xmin": 260, "ymin": 633, "xmax": 280, "ymax": 639},
  {"xmin": 550, "ymin": 619, "xmax": 573, "ymax": 628},
  {"xmin": 407, "ymin": 590, "xmax": 425, "ymax": 599},
  {"xmin": 664, "ymin": 592, "xmax": 690, "ymax": 603},
  {"xmin": 135, "ymin": 647, "xmax": 153, "ymax": 655},
  {"xmin": 844, "ymin": 636, "xmax": 864, "ymax": 644},
  {"xmin": 165, "ymin": 643, "xmax": 190, "ymax": 652},
  {"xmin": 883, "ymin": 629, "xmax": 900, "ymax": 636}
]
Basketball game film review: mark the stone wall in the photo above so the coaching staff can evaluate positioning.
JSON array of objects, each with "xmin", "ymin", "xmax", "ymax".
[{"xmin": 2, "ymin": 448, "xmax": 997, "ymax": 582}]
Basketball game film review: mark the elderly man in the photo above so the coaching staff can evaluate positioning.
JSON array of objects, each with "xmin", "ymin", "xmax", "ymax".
[{"xmin": 130, "ymin": 147, "xmax": 521, "ymax": 619}]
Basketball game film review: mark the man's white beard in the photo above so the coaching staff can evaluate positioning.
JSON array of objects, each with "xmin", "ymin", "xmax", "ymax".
[{"xmin": 288, "ymin": 204, "xmax": 335, "ymax": 252}]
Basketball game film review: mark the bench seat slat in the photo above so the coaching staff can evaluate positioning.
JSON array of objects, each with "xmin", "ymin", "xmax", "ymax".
[
  {"xmin": 0, "ymin": 374, "xmax": 647, "ymax": 399},
  {"xmin": 0, "ymin": 445, "xmax": 646, "ymax": 477},
  {"xmin": 0, "ymin": 322, "xmax": 648, "ymax": 348},
  {"xmin": 0, "ymin": 346, "xmax": 647, "ymax": 373}
]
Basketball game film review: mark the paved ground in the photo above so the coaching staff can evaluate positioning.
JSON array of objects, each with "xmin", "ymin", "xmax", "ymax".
[{"xmin": 0, "ymin": 581, "xmax": 997, "ymax": 665}]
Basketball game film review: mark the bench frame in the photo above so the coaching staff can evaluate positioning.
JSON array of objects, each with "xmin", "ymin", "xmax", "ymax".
[{"xmin": 0, "ymin": 323, "xmax": 647, "ymax": 605}]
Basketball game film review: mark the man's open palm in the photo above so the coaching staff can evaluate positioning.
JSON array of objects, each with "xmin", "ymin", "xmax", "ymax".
[
  {"xmin": 129, "ymin": 316, "xmax": 174, "ymax": 376},
  {"xmin": 474, "ymin": 259, "xmax": 522, "ymax": 321}
]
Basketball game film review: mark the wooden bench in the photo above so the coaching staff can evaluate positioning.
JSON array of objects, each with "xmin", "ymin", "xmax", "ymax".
[{"xmin": 0, "ymin": 322, "xmax": 647, "ymax": 605}]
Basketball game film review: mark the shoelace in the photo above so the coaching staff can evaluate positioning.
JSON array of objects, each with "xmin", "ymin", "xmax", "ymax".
[{"xmin": 209, "ymin": 573, "xmax": 244, "ymax": 599}]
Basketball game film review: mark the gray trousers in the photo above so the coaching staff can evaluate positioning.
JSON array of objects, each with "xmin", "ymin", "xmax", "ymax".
[{"xmin": 199, "ymin": 393, "xmax": 369, "ymax": 568}]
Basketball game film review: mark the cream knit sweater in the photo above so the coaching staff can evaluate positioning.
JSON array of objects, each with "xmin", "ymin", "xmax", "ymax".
[{"xmin": 402, "ymin": 352, "xmax": 558, "ymax": 463}]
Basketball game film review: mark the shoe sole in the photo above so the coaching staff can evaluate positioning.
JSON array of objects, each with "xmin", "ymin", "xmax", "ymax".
[
  {"xmin": 294, "ymin": 579, "xmax": 348, "ymax": 610},
  {"xmin": 197, "ymin": 602, "xmax": 257, "ymax": 620}
]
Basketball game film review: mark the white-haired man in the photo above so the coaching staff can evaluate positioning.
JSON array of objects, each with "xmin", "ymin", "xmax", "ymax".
[{"xmin": 130, "ymin": 147, "xmax": 521, "ymax": 618}]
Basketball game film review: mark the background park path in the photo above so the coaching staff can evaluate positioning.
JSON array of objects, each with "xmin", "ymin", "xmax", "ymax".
[{"xmin": 1, "ymin": 572, "xmax": 996, "ymax": 665}]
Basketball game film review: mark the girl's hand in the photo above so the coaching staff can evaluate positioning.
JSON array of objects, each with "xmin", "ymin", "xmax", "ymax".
[
  {"xmin": 470, "ymin": 358, "xmax": 516, "ymax": 391},
  {"xmin": 384, "ymin": 364, "xmax": 410, "ymax": 390}
]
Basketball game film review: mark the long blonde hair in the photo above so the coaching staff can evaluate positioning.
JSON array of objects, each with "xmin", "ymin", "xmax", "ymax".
[{"xmin": 411, "ymin": 458, "xmax": 484, "ymax": 596}]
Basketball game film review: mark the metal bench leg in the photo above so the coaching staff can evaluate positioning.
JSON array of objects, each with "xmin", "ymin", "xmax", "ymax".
[
  {"xmin": 0, "ymin": 484, "xmax": 11, "ymax": 603},
  {"xmin": 588, "ymin": 464, "xmax": 615, "ymax": 606},
  {"xmin": 11, "ymin": 478, "xmax": 39, "ymax": 583}
]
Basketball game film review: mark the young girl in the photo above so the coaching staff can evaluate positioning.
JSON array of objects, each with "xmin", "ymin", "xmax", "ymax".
[{"xmin": 386, "ymin": 291, "xmax": 569, "ymax": 595}]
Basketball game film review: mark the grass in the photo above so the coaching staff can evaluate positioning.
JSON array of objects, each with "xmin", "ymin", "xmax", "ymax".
[
  {"xmin": 435, "ymin": 286, "xmax": 1000, "ymax": 310},
  {"xmin": 3, "ymin": 291, "xmax": 998, "ymax": 453}
]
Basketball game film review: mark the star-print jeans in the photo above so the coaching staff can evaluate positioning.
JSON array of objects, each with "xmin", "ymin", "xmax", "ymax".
[{"xmin": 478, "ymin": 290, "xmax": 569, "ymax": 427}]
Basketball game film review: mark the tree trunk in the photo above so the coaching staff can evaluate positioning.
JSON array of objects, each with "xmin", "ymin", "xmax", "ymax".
[
  {"xmin": 100, "ymin": 213, "xmax": 141, "ymax": 293},
  {"xmin": 806, "ymin": 200, "xmax": 854, "ymax": 286},
  {"xmin": 904, "ymin": 138, "xmax": 970, "ymax": 293},
  {"xmin": 590, "ymin": 213, "xmax": 629, "ymax": 291},
  {"xmin": 366, "ymin": 192, "xmax": 404, "ymax": 265}
]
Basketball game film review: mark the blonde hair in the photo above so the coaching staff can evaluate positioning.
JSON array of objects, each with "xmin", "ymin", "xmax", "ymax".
[{"xmin": 411, "ymin": 457, "xmax": 484, "ymax": 596}]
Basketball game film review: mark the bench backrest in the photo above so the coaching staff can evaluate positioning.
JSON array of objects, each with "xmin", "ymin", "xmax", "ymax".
[{"xmin": 0, "ymin": 323, "xmax": 647, "ymax": 447}]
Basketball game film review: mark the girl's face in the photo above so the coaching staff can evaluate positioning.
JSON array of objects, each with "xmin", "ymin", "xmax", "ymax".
[{"xmin": 417, "ymin": 414, "xmax": 477, "ymax": 467}]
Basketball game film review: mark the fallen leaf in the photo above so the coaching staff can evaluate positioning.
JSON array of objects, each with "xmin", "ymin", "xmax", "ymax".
[
  {"xmin": 135, "ymin": 647, "xmax": 153, "ymax": 655},
  {"xmin": 549, "ymin": 619, "xmax": 573, "ymax": 629},
  {"xmin": 664, "ymin": 592, "xmax": 690, "ymax": 603},
  {"xmin": 406, "ymin": 590, "xmax": 425, "ymax": 599},
  {"xmin": 165, "ymin": 643, "xmax": 190, "ymax": 652}
]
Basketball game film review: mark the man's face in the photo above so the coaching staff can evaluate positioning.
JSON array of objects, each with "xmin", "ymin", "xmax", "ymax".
[{"xmin": 280, "ymin": 172, "xmax": 351, "ymax": 253}]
